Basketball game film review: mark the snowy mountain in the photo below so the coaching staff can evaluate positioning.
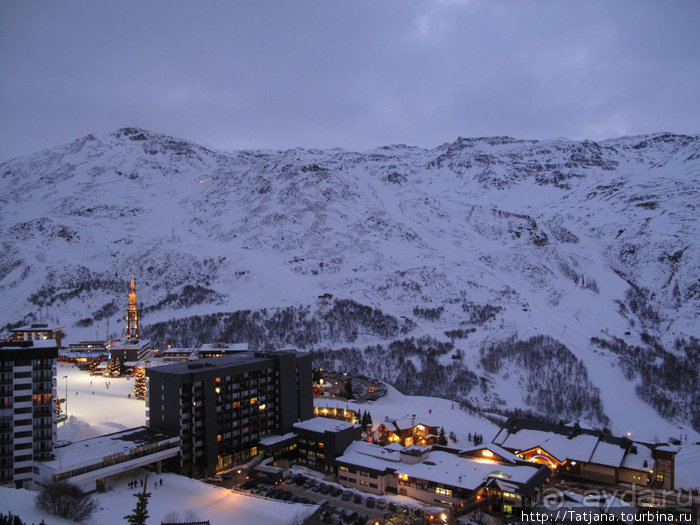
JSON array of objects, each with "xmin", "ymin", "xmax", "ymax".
[{"xmin": 1, "ymin": 127, "xmax": 698, "ymax": 438}]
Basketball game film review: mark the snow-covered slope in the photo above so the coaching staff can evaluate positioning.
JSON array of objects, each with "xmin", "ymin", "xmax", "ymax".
[{"xmin": 1, "ymin": 128, "xmax": 698, "ymax": 437}]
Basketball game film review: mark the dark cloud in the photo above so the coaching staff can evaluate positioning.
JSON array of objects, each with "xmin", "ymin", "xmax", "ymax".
[{"xmin": 1, "ymin": 1, "xmax": 698, "ymax": 162}]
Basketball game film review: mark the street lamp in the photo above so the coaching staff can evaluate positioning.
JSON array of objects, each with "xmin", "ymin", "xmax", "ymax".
[{"xmin": 62, "ymin": 375, "xmax": 68, "ymax": 420}]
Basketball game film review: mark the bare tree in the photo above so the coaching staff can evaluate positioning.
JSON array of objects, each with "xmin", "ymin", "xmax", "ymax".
[{"xmin": 35, "ymin": 481, "xmax": 97, "ymax": 522}]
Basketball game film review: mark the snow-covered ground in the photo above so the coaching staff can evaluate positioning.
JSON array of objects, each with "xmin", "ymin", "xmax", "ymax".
[
  {"xmin": 0, "ymin": 470, "xmax": 314, "ymax": 525},
  {"xmin": 1, "ymin": 363, "xmax": 315, "ymax": 524},
  {"xmin": 56, "ymin": 362, "xmax": 146, "ymax": 440}
]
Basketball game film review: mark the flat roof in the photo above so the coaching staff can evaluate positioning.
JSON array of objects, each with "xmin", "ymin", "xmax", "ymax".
[
  {"xmin": 259, "ymin": 432, "xmax": 297, "ymax": 447},
  {"xmin": 148, "ymin": 353, "xmax": 269, "ymax": 375},
  {"xmin": 43, "ymin": 426, "xmax": 178, "ymax": 470},
  {"xmin": 110, "ymin": 339, "xmax": 151, "ymax": 349},
  {"xmin": 199, "ymin": 343, "xmax": 249, "ymax": 352},
  {"xmin": 10, "ymin": 324, "xmax": 65, "ymax": 332},
  {"xmin": 293, "ymin": 417, "xmax": 360, "ymax": 434}
]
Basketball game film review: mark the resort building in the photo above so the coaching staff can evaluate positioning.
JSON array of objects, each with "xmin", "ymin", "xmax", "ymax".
[
  {"xmin": 335, "ymin": 441, "xmax": 550, "ymax": 514},
  {"xmin": 146, "ymin": 350, "xmax": 312, "ymax": 478},
  {"xmin": 293, "ymin": 417, "xmax": 362, "ymax": 473},
  {"xmin": 492, "ymin": 418, "xmax": 678, "ymax": 490},
  {"xmin": 0, "ymin": 340, "xmax": 57, "ymax": 489},
  {"xmin": 9, "ymin": 324, "xmax": 65, "ymax": 349}
]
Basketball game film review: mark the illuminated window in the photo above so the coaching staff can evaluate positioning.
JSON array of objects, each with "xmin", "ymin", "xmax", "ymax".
[
  {"xmin": 233, "ymin": 401, "xmax": 240, "ymax": 408},
  {"xmin": 250, "ymin": 397, "xmax": 257, "ymax": 405},
  {"xmin": 435, "ymin": 487, "xmax": 452, "ymax": 496},
  {"xmin": 504, "ymin": 504, "xmax": 513, "ymax": 514},
  {"xmin": 482, "ymin": 449, "xmax": 494, "ymax": 458},
  {"xmin": 258, "ymin": 404, "xmax": 266, "ymax": 410}
]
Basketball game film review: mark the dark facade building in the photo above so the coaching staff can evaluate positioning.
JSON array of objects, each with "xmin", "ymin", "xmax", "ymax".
[
  {"xmin": 293, "ymin": 417, "xmax": 362, "ymax": 473},
  {"xmin": 0, "ymin": 340, "xmax": 57, "ymax": 488},
  {"xmin": 146, "ymin": 350, "xmax": 312, "ymax": 478}
]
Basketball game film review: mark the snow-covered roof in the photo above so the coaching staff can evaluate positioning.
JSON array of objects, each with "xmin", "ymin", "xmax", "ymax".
[
  {"xmin": 43, "ymin": 426, "xmax": 178, "ymax": 471},
  {"xmin": 390, "ymin": 418, "xmax": 438, "ymax": 431},
  {"xmin": 460, "ymin": 444, "xmax": 521, "ymax": 464},
  {"xmin": 110, "ymin": 339, "xmax": 151, "ymax": 349},
  {"xmin": 336, "ymin": 441, "xmax": 543, "ymax": 492},
  {"xmin": 620, "ymin": 442, "xmax": 655, "ymax": 471},
  {"xmin": 589, "ymin": 440, "xmax": 626, "ymax": 467},
  {"xmin": 495, "ymin": 428, "xmax": 598, "ymax": 462},
  {"xmin": 199, "ymin": 342, "xmax": 249, "ymax": 352},
  {"xmin": 259, "ymin": 432, "xmax": 296, "ymax": 447},
  {"xmin": 162, "ymin": 347, "xmax": 196, "ymax": 354},
  {"xmin": 10, "ymin": 324, "xmax": 64, "ymax": 332},
  {"xmin": 293, "ymin": 417, "xmax": 360, "ymax": 434}
]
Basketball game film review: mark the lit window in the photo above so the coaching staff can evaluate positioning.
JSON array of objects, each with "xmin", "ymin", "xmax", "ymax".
[{"xmin": 482, "ymin": 449, "xmax": 494, "ymax": 458}]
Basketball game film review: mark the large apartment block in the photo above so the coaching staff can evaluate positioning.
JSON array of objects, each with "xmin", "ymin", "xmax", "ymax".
[
  {"xmin": 0, "ymin": 340, "xmax": 57, "ymax": 488},
  {"xmin": 146, "ymin": 350, "xmax": 312, "ymax": 477}
]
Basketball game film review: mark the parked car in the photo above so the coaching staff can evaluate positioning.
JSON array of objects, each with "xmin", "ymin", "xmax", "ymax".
[
  {"xmin": 377, "ymin": 498, "xmax": 387, "ymax": 509},
  {"xmin": 320, "ymin": 484, "xmax": 332, "ymax": 495},
  {"xmin": 353, "ymin": 493, "xmax": 363, "ymax": 504},
  {"xmin": 341, "ymin": 490, "xmax": 353, "ymax": 501},
  {"xmin": 388, "ymin": 501, "xmax": 397, "ymax": 511},
  {"xmin": 240, "ymin": 480, "xmax": 256, "ymax": 490},
  {"xmin": 303, "ymin": 478, "xmax": 314, "ymax": 488},
  {"xmin": 295, "ymin": 476, "xmax": 307, "ymax": 486},
  {"xmin": 207, "ymin": 475, "xmax": 223, "ymax": 482},
  {"xmin": 366, "ymin": 496, "xmax": 376, "ymax": 508},
  {"xmin": 331, "ymin": 486, "xmax": 343, "ymax": 497},
  {"xmin": 312, "ymin": 482, "xmax": 324, "ymax": 492}
]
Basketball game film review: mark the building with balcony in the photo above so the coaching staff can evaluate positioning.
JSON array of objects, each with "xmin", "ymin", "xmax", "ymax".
[
  {"xmin": 146, "ymin": 350, "xmax": 312, "ymax": 478},
  {"xmin": 0, "ymin": 340, "xmax": 57, "ymax": 489},
  {"xmin": 293, "ymin": 417, "xmax": 361, "ymax": 473}
]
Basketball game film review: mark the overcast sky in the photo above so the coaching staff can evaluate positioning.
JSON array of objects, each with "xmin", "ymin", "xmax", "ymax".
[{"xmin": 1, "ymin": 1, "xmax": 698, "ymax": 162}]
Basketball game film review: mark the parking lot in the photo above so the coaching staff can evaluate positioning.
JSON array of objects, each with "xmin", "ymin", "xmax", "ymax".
[{"xmin": 236, "ymin": 472, "xmax": 424, "ymax": 525}]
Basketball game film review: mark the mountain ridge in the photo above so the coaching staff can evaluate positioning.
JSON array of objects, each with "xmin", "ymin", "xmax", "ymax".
[{"xmin": 1, "ymin": 127, "xmax": 698, "ymax": 438}]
